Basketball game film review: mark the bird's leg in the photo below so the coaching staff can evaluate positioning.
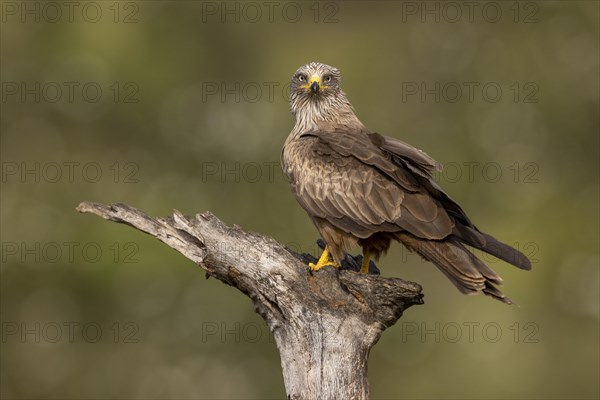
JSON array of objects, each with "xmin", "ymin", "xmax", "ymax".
[
  {"xmin": 309, "ymin": 246, "xmax": 340, "ymax": 271},
  {"xmin": 360, "ymin": 249, "xmax": 371, "ymax": 274}
]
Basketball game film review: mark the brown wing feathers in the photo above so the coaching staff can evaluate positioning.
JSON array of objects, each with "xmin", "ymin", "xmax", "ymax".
[
  {"xmin": 292, "ymin": 126, "xmax": 530, "ymax": 302},
  {"xmin": 374, "ymin": 133, "xmax": 532, "ymax": 271}
]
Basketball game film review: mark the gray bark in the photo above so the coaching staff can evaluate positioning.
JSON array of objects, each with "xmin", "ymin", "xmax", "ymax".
[{"xmin": 76, "ymin": 201, "xmax": 423, "ymax": 399}]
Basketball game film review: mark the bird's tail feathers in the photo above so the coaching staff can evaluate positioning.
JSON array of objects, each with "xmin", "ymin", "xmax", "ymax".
[{"xmin": 397, "ymin": 233, "xmax": 514, "ymax": 305}]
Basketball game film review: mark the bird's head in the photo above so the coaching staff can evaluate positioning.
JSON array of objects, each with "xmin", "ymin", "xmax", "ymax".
[
  {"xmin": 289, "ymin": 62, "xmax": 356, "ymax": 129},
  {"xmin": 290, "ymin": 62, "xmax": 342, "ymax": 98}
]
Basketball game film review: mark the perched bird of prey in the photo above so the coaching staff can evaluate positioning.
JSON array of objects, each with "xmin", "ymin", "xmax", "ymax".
[{"xmin": 281, "ymin": 62, "xmax": 531, "ymax": 304}]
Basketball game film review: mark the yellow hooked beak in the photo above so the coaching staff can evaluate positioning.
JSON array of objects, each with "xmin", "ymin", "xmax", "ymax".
[{"xmin": 302, "ymin": 75, "xmax": 321, "ymax": 93}]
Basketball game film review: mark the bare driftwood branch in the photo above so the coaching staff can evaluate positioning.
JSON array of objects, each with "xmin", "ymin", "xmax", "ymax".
[{"xmin": 76, "ymin": 201, "xmax": 423, "ymax": 399}]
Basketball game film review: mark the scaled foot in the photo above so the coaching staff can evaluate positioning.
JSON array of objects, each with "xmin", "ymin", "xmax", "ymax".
[{"xmin": 309, "ymin": 246, "xmax": 341, "ymax": 271}]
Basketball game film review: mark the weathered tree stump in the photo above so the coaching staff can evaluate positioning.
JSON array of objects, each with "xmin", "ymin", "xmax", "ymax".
[{"xmin": 76, "ymin": 201, "xmax": 423, "ymax": 399}]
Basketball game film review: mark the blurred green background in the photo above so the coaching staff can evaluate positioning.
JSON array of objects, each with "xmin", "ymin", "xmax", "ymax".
[{"xmin": 1, "ymin": 1, "xmax": 598, "ymax": 399}]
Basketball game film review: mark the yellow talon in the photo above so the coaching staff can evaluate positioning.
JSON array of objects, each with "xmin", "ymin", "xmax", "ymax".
[
  {"xmin": 360, "ymin": 250, "xmax": 370, "ymax": 274},
  {"xmin": 309, "ymin": 246, "xmax": 340, "ymax": 271}
]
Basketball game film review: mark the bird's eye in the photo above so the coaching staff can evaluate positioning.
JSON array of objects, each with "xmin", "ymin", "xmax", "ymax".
[
  {"xmin": 323, "ymin": 75, "xmax": 332, "ymax": 83},
  {"xmin": 298, "ymin": 74, "xmax": 306, "ymax": 82}
]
